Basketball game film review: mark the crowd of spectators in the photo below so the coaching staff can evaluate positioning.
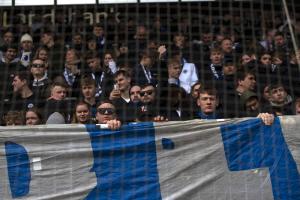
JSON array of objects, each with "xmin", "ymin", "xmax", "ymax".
[{"xmin": 0, "ymin": 11, "xmax": 300, "ymax": 126}]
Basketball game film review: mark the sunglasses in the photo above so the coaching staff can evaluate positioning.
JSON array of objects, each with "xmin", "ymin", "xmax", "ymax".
[
  {"xmin": 97, "ymin": 108, "xmax": 115, "ymax": 115},
  {"xmin": 31, "ymin": 63, "xmax": 45, "ymax": 68},
  {"xmin": 140, "ymin": 90, "xmax": 153, "ymax": 97}
]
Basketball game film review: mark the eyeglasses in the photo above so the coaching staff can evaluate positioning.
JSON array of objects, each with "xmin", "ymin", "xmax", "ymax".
[
  {"xmin": 31, "ymin": 63, "xmax": 45, "ymax": 68},
  {"xmin": 140, "ymin": 90, "xmax": 153, "ymax": 97},
  {"xmin": 97, "ymin": 108, "xmax": 115, "ymax": 115}
]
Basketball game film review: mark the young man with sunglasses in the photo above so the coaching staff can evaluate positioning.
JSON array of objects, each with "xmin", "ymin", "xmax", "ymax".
[
  {"xmin": 30, "ymin": 59, "xmax": 50, "ymax": 100},
  {"xmin": 137, "ymin": 84, "xmax": 159, "ymax": 121},
  {"xmin": 96, "ymin": 101, "xmax": 121, "ymax": 130}
]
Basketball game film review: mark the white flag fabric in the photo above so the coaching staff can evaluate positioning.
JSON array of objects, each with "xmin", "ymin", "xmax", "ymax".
[{"xmin": 0, "ymin": 116, "xmax": 299, "ymax": 200}]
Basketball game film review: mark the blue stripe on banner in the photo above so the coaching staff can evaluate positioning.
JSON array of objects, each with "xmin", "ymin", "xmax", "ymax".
[
  {"xmin": 85, "ymin": 122, "xmax": 162, "ymax": 200},
  {"xmin": 220, "ymin": 117, "xmax": 300, "ymax": 200},
  {"xmin": 5, "ymin": 141, "xmax": 31, "ymax": 198}
]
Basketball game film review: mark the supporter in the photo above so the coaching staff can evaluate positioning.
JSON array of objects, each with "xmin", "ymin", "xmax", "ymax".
[
  {"xmin": 137, "ymin": 83, "xmax": 160, "ymax": 121},
  {"xmin": 25, "ymin": 108, "xmax": 43, "ymax": 125},
  {"xmin": 220, "ymin": 37, "xmax": 234, "ymax": 59},
  {"xmin": 194, "ymin": 85, "xmax": 222, "ymax": 119},
  {"xmin": 40, "ymin": 31, "xmax": 64, "ymax": 79},
  {"xmin": 167, "ymin": 58, "xmax": 182, "ymax": 86},
  {"xmin": 258, "ymin": 28, "xmax": 276, "ymax": 53},
  {"xmin": 264, "ymin": 82, "xmax": 294, "ymax": 115},
  {"xmin": 19, "ymin": 33, "xmax": 34, "ymax": 67},
  {"xmin": 0, "ymin": 30, "xmax": 15, "ymax": 59},
  {"xmin": 92, "ymin": 23, "xmax": 106, "ymax": 55},
  {"xmin": 85, "ymin": 51, "xmax": 114, "ymax": 99},
  {"xmin": 170, "ymin": 32, "xmax": 190, "ymax": 62},
  {"xmin": 130, "ymin": 85, "xmax": 142, "ymax": 104},
  {"xmin": 240, "ymin": 91, "xmax": 261, "ymax": 117},
  {"xmin": 160, "ymin": 84, "xmax": 193, "ymax": 121},
  {"xmin": 10, "ymin": 71, "xmax": 42, "ymax": 111},
  {"xmin": 294, "ymin": 97, "xmax": 300, "ymax": 115},
  {"xmin": 30, "ymin": 59, "xmax": 51, "ymax": 99},
  {"xmin": 72, "ymin": 101, "xmax": 94, "ymax": 124},
  {"xmin": 80, "ymin": 76, "xmax": 99, "ymax": 118},
  {"xmin": 62, "ymin": 48, "xmax": 82, "ymax": 97},
  {"xmin": 109, "ymin": 70, "xmax": 135, "ymax": 122},
  {"xmin": 273, "ymin": 31, "xmax": 290, "ymax": 54},
  {"xmin": 191, "ymin": 82, "xmax": 202, "ymax": 100},
  {"xmin": 103, "ymin": 51, "xmax": 117, "ymax": 74},
  {"xmin": 255, "ymin": 52, "xmax": 279, "ymax": 93},
  {"xmin": 222, "ymin": 60, "xmax": 237, "ymax": 77},
  {"xmin": 220, "ymin": 68, "xmax": 256, "ymax": 118},
  {"xmin": 86, "ymin": 36, "xmax": 97, "ymax": 51},
  {"xmin": 236, "ymin": 68, "xmax": 256, "ymax": 95},
  {"xmin": 95, "ymin": 100, "xmax": 121, "ymax": 130},
  {"xmin": 0, "ymin": 44, "xmax": 20, "ymax": 66},
  {"xmin": 44, "ymin": 82, "xmax": 70, "ymax": 123},
  {"xmin": 33, "ymin": 47, "xmax": 50, "ymax": 69},
  {"xmin": 201, "ymin": 47, "xmax": 224, "ymax": 84},
  {"xmin": 67, "ymin": 33, "xmax": 84, "ymax": 53},
  {"xmin": 240, "ymin": 51, "xmax": 257, "ymax": 68},
  {"xmin": 0, "ymin": 44, "xmax": 25, "ymax": 99},
  {"xmin": 3, "ymin": 111, "xmax": 24, "ymax": 126},
  {"xmin": 133, "ymin": 50, "xmax": 157, "ymax": 86}
]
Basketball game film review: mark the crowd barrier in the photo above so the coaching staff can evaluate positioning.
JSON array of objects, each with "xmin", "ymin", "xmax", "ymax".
[{"xmin": 0, "ymin": 116, "xmax": 299, "ymax": 200}]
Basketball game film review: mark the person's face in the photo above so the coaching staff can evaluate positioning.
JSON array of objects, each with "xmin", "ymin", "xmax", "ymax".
[
  {"xmin": 75, "ymin": 104, "xmax": 90, "ymax": 124},
  {"xmin": 21, "ymin": 40, "xmax": 33, "ymax": 51},
  {"xmin": 51, "ymin": 86, "xmax": 67, "ymax": 100},
  {"xmin": 274, "ymin": 35, "xmax": 285, "ymax": 46},
  {"xmin": 12, "ymin": 76, "xmax": 25, "ymax": 93},
  {"xmin": 5, "ymin": 48, "xmax": 17, "ymax": 61},
  {"xmin": 210, "ymin": 51, "xmax": 223, "ymax": 64},
  {"xmin": 87, "ymin": 58, "xmax": 101, "ymax": 72},
  {"xmin": 73, "ymin": 35, "xmax": 82, "ymax": 45},
  {"xmin": 88, "ymin": 40, "xmax": 97, "ymax": 50},
  {"xmin": 142, "ymin": 56, "xmax": 152, "ymax": 67},
  {"xmin": 130, "ymin": 85, "xmax": 141, "ymax": 103},
  {"xmin": 260, "ymin": 54, "xmax": 272, "ymax": 65},
  {"xmin": 65, "ymin": 50, "xmax": 77, "ymax": 63},
  {"xmin": 38, "ymin": 49, "xmax": 48, "ymax": 61},
  {"xmin": 197, "ymin": 93, "xmax": 218, "ymax": 114},
  {"xmin": 81, "ymin": 84, "xmax": 96, "ymax": 99},
  {"xmin": 3, "ymin": 32, "xmax": 14, "ymax": 44},
  {"xmin": 270, "ymin": 86, "xmax": 287, "ymax": 104},
  {"xmin": 104, "ymin": 53, "xmax": 113, "ymax": 66},
  {"xmin": 239, "ymin": 74, "xmax": 256, "ymax": 91},
  {"xmin": 30, "ymin": 59, "xmax": 46, "ymax": 77},
  {"xmin": 295, "ymin": 102, "xmax": 300, "ymax": 115},
  {"xmin": 26, "ymin": 111, "xmax": 40, "ymax": 125},
  {"xmin": 93, "ymin": 26, "xmax": 104, "ymax": 37},
  {"xmin": 168, "ymin": 63, "xmax": 182, "ymax": 79},
  {"xmin": 41, "ymin": 33, "xmax": 52, "ymax": 45},
  {"xmin": 135, "ymin": 26, "xmax": 147, "ymax": 40},
  {"xmin": 263, "ymin": 86, "xmax": 271, "ymax": 101},
  {"xmin": 96, "ymin": 103, "xmax": 116, "ymax": 123},
  {"xmin": 202, "ymin": 33, "xmax": 212, "ymax": 44},
  {"xmin": 140, "ymin": 85, "xmax": 155, "ymax": 104},
  {"xmin": 192, "ymin": 84, "xmax": 201, "ymax": 99},
  {"xmin": 241, "ymin": 54, "xmax": 251, "ymax": 65},
  {"xmin": 174, "ymin": 35, "xmax": 185, "ymax": 47},
  {"xmin": 221, "ymin": 39, "xmax": 233, "ymax": 53},
  {"xmin": 245, "ymin": 97, "xmax": 260, "ymax": 111},
  {"xmin": 115, "ymin": 74, "xmax": 131, "ymax": 91},
  {"xmin": 223, "ymin": 64, "xmax": 236, "ymax": 76}
]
